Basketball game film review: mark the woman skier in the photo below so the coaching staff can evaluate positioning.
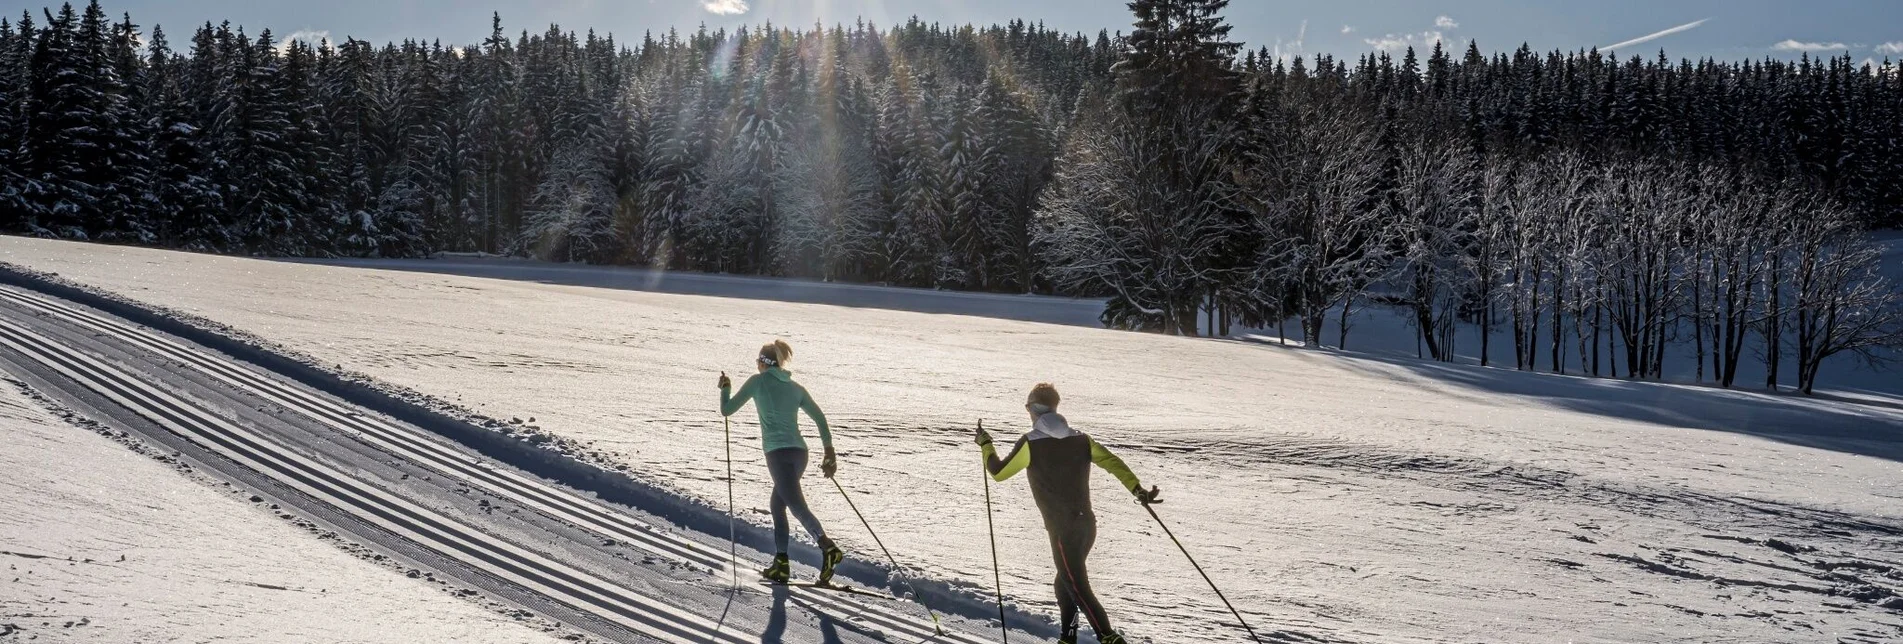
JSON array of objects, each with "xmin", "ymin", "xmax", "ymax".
[{"xmin": 719, "ymin": 340, "xmax": 846, "ymax": 585}]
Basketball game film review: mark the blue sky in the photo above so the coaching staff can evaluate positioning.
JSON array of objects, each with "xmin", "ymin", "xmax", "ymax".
[{"xmin": 5, "ymin": 0, "xmax": 1900, "ymax": 65}]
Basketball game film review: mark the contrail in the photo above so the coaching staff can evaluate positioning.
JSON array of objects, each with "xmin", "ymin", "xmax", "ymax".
[{"xmin": 1601, "ymin": 18, "xmax": 1709, "ymax": 52}]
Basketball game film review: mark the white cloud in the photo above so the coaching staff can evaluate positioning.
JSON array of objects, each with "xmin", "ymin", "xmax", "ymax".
[
  {"xmin": 1772, "ymin": 39, "xmax": 1847, "ymax": 52},
  {"xmin": 1876, "ymin": 41, "xmax": 1903, "ymax": 55},
  {"xmin": 280, "ymin": 29, "xmax": 329, "ymax": 51},
  {"xmin": 1363, "ymin": 16, "xmax": 1460, "ymax": 53},
  {"xmin": 701, "ymin": 0, "xmax": 750, "ymax": 15},
  {"xmin": 1341, "ymin": 25, "xmax": 1354, "ymax": 35},
  {"xmin": 1601, "ymin": 18, "xmax": 1709, "ymax": 51},
  {"xmin": 1365, "ymin": 30, "xmax": 1445, "ymax": 52}
]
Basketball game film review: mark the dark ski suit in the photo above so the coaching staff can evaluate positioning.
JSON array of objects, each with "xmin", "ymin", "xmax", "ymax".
[{"xmin": 984, "ymin": 412, "xmax": 1143, "ymax": 640}]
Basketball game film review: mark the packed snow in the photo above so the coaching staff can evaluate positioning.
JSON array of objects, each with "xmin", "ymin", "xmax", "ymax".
[
  {"xmin": 3, "ymin": 237, "xmax": 1901, "ymax": 643},
  {"xmin": 0, "ymin": 375, "xmax": 575, "ymax": 644}
]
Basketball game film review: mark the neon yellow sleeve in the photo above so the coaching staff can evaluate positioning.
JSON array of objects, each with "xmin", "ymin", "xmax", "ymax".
[
  {"xmin": 985, "ymin": 437, "xmax": 1031, "ymax": 482},
  {"xmin": 1090, "ymin": 438, "xmax": 1142, "ymax": 493}
]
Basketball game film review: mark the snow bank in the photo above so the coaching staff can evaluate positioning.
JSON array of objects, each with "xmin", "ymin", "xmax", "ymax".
[{"xmin": 3, "ymin": 237, "xmax": 1900, "ymax": 643}]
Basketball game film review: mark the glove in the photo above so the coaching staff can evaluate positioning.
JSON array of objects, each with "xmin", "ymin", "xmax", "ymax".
[
  {"xmin": 1134, "ymin": 485, "xmax": 1163, "ymax": 505},
  {"xmin": 718, "ymin": 371, "xmax": 731, "ymax": 390},
  {"xmin": 821, "ymin": 448, "xmax": 838, "ymax": 478},
  {"xmin": 974, "ymin": 420, "xmax": 992, "ymax": 447}
]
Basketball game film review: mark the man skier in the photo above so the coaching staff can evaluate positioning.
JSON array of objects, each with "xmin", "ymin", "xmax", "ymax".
[
  {"xmin": 976, "ymin": 383, "xmax": 1159, "ymax": 644},
  {"xmin": 720, "ymin": 340, "xmax": 846, "ymax": 586}
]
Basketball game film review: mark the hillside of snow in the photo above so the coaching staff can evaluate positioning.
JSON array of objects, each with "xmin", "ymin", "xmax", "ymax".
[{"xmin": 3, "ymin": 237, "xmax": 1901, "ymax": 643}]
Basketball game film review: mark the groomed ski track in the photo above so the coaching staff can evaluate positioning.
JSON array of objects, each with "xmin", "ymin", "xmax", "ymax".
[{"xmin": 0, "ymin": 282, "xmax": 1012, "ymax": 644}]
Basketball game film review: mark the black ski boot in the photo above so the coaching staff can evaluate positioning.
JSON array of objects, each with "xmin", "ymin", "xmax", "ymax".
[
  {"xmin": 816, "ymin": 540, "xmax": 845, "ymax": 586},
  {"xmin": 1097, "ymin": 632, "xmax": 1128, "ymax": 644},
  {"xmin": 1056, "ymin": 625, "xmax": 1078, "ymax": 644},
  {"xmin": 760, "ymin": 554, "xmax": 790, "ymax": 583}
]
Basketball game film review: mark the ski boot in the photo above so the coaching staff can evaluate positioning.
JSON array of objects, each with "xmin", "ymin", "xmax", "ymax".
[
  {"xmin": 816, "ymin": 540, "xmax": 845, "ymax": 586},
  {"xmin": 1056, "ymin": 625, "xmax": 1078, "ymax": 644},
  {"xmin": 759, "ymin": 554, "xmax": 790, "ymax": 583},
  {"xmin": 1097, "ymin": 632, "xmax": 1128, "ymax": 644}
]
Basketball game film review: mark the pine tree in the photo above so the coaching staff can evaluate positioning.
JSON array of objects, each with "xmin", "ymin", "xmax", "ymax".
[
  {"xmin": 98, "ymin": 8, "xmax": 155, "ymax": 242},
  {"xmin": 144, "ymin": 24, "xmax": 225, "ymax": 249},
  {"xmin": 939, "ymin": 83, "xmax": 990, "ymax": 289},
  {"xmin": 0, "ymin": 17, "xmax": 23, "ymax": 218},
  {"xmin": 226, "ymin": 30, "xmax": 315, "ymax": 254},
  {"xmin": 1112, "ymin": 0, "xmax": 1242, "ymax": 113},
  {"xmin": 21, "ymin": 3, "xmax": 105, "ymax": 238}
]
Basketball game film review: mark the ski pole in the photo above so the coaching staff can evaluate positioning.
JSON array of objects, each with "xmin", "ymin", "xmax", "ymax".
[
  {"xmin": 978, "ymin": 420, "xmax": 1010, "ymax": 643},
  {"xmin": 1140, "ymin": 500, "xmax": 1263, "ymax": 643},
  {"xmin": 722, "ymin": 412, "xmax": 739, "ymax": 591},
  {"xmin": 830, "ymin": 476, "xmax": 945, "ymax": 635}
]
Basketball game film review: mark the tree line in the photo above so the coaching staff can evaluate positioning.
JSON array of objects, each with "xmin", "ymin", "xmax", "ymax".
[
  {"xmin": 1041, "ymin": 0, "xmax": 1901, "ymax": 394},
  {"xmin": 1, "ymin": 0, "xmax": 1898, "ymax": 392}
]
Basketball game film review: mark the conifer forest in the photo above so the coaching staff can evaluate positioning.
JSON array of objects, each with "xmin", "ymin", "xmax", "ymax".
[{"xmin": 2, "ymin": 0, "xmax": 1899, "ymax": 393}]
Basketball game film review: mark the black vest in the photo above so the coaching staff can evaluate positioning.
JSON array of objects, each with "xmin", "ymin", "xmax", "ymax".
[{"xmin": 1026, "ymin": 434, "xmax": 1096, "ymax": 528}]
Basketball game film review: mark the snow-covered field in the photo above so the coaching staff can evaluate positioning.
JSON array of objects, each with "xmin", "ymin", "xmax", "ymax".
[
  {"xmin": 0, "ymin": 376, "xmax": 573, "ymax": 644},
  {"xmin": 4, "ymin": 237, "xmax": 1902, "ymax": 643}
]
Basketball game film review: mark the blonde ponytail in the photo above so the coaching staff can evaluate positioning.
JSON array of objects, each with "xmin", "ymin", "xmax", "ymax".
[{"xmin": 758, "ymin": 340, "xmax": 794, "ymax": 367}]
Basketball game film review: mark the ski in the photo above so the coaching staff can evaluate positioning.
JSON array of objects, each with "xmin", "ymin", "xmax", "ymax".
[{"xmin": 758, "ymin": 580, "xmax": 895, "ymax": 600}]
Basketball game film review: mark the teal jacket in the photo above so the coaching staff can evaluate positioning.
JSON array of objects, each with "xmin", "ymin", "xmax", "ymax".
[{"xmin": 721, "ymin": 368, "xmax": 832, "ymax": 453}]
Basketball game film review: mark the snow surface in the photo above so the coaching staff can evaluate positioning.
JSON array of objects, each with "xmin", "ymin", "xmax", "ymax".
[
  {"xmin": 0, "ymin": 376, "xmax": 574, "ymax": 644},
  {"xmin": 4, "ymin": 237, "xmax": 1903, "ymax": 643}
]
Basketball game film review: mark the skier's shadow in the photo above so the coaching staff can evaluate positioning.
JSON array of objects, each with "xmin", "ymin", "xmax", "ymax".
[{"xmin": 762, "ymin": 585, "xmax": 847, "ymax": 644}]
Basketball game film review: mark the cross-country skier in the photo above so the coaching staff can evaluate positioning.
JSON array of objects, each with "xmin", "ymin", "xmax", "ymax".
[
  {"xmin": 976, "ymin": 383, "xmax": 1159, "ymax": 644},
  {"xmin": 719, "ymin": 340, "xmax": 845, "ymax": 586}
]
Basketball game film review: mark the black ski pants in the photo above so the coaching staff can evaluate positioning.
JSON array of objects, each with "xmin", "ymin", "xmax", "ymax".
[
  {"xmin": 1047, "ymin": 512, "xmax": 1113, "ymax": 638},
  {"xmin": 766, "ymin": 447, "xmax": 827, "ymax": 554}
]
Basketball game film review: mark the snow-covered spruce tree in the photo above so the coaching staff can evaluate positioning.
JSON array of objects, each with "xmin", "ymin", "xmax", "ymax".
[
  {"xmin": 878, "ymin": 61, "xmax": 946, "ymax": 288},
  {"xmin": 775, "ymin": 35, "xmax": 878, "ymax": 282},
  {"xmin": 938, "ymin": 82, "xmax": 994, "ymax": 290},
  {"xmin": 99, "ymin": 8, "xmax": 156, "ymax": 243},
  {"xmin": 0, "ymin": 17, "xmax": 24, "ymax": 219},
  {"xmin": 599, "ymin": 90, "xmax": 648, "ymax": 265},
  {"xmin": 971, "ymin": 68, "xmax": 1052, "ymax": 293},
  {"xmin": 225, "ymin": 31, "xmax": 317, "ymax": 255},
  {"xmin": 516, "ymin": 137, "xmax": 616, "ymax": 263},
  {"xmin": 1113, "ymin": 0, "xmax": 1242, "ymax": 114},
  {"xmin": 685, "ymin": 127, "xmax": 759, "ymax": 274},
  {"xmin": 143, "ymin": 24, "xmax": 225, "ymax": 250},
  {"xmin": 397, "ymin": 41, "xmax": 458, "ymax": 254},
  {"xmin": 472, "ymin": 13, "xmax": 523, "ymax": 254},
  {"xmin": 637, "ymin": 75, "xmax": 704, "ymax": 269},
  {"xmin": 19, "ymin": 4, "xmax": 104, "ymax": 238},
  {"xmin": 724, "ymin": 64, "xmax": 787, "ymax": 275}
]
